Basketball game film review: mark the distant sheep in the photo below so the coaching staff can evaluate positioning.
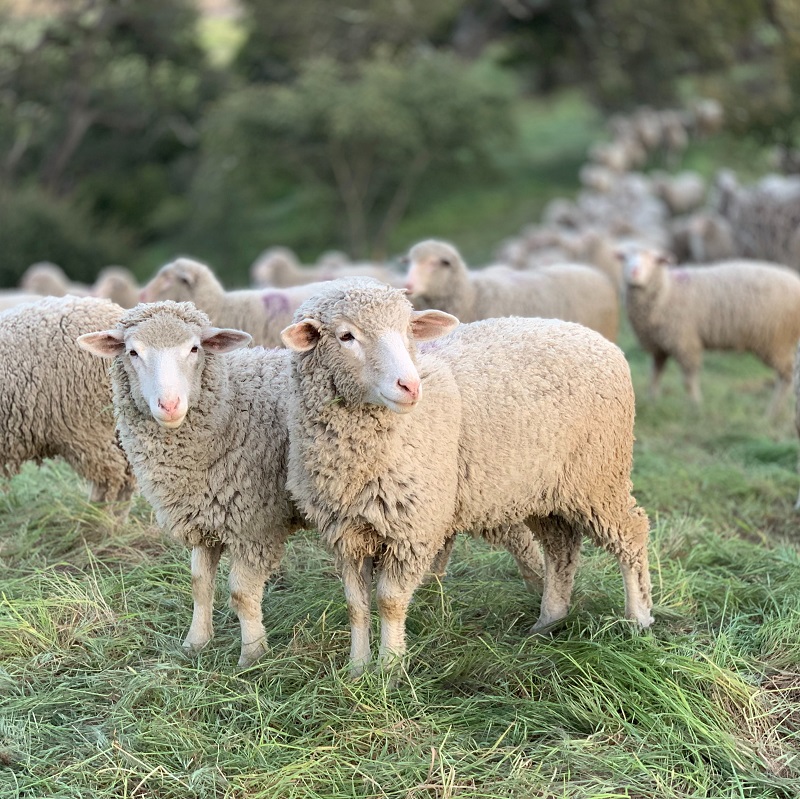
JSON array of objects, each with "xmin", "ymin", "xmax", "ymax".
[
  {"xmin": 92, "ymin": 266, "xmax": 140, "ymax": 308},
  {"xmin": 620, "ymin": 248, "xmax": 800, "ymax": 416},
  {"xmin": 78, "ymin": 301, "xmax": 304, "ymax": 667},
  {"xmin": 140, "ymin": 257, "xmax": 328, "ymax": 348},
  {"xmin": 405, "ymin": 239, "xmax": 619, "ymax": 341},
  {"xmin": 19, "ymin": 262, "xmax": 90, "ymax": 297},
  {"xmin": 283, "ymin": 278, "xmax": 652, "ymax": 672},
  {"xmin": 0, "ymin": 296, "xmax": 134, "ymax": 506}
]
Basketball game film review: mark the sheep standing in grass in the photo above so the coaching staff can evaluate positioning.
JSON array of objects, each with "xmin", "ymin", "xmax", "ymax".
[
  {"xmin": 140, "ymin": 257, "xmax": 329, "ymax": 349},
  {"xmin": 78, "ymin": 302, "xmax": 304, "ymax": 666},
  {"xmin": 0, "ymin": 296, "xmax": 134, "ymax": 506},
  {"xmin": 404, "ymin": 240, "xmax": 619, "ymax": 341},
  {"xmin": 283, "ymin": 278, "xmax": 652, "ymax": 673},
  {"xmin": 619, "ymin": 248, "xmax": 800, "ymax": 416}
]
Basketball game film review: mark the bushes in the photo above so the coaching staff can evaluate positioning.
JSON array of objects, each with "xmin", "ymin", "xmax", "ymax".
[{"xmin": 0, "ymin": 187, "xmax": 130, "ymax": 288}]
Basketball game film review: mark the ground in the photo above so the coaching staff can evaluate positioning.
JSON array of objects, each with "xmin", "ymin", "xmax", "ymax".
[{"xmin": 1, "ymin": 320, "xmax": 800, "ymax": 798}]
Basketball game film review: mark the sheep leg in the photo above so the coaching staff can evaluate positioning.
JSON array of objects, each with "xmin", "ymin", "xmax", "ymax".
[
  {"xmin": 529, "ymin": 518, "xmax": 582, "ymax": 633},
  {"xmin": 509, "ymin": 523, "xmax": 545, "ymax": 593},
  {"xmin": 183, "ymin": 543, "xmax": 223, "ymax": 655},
  {"xmin": 649, "ymin": 352, "xmax": 668, "ymax": 399},
  {"xmin": 229, "ymin": 555, "xmax": 269, "ymax": 668},
  {"xmin": 617, "ymin": 524, "xmax": 654, "ymax": 628},
  {"xmin": 376, "ymin": 567, "xmax": 419, "ymax": 667},
  {"xmin": 676, "ymin": 351, "xmax": 702, "ymax": 404},
  {"xmin": 424, "ymin": 535, "xmax": 456, "ymax": 582},
  {"xmin": 343, "ymin": 557, "xmax": 373, "ymax": 676},
  {"xmin": 766, "ymin": 373, "xmax": 791, "ymax": 422}
]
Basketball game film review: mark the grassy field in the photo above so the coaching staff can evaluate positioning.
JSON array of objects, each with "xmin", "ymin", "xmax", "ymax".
[{"xmin": 2, "ymin": 319, "xmax": 800, "ymax": 798}]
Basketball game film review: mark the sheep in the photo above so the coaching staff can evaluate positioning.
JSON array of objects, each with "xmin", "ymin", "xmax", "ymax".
[
  {"xmin": 77, "ymin": 301, "xmax": 305, "ymax": 667},
  {"xmin": 619, "ymin": 247, "xmax": 800, "ymax": 416},
  {"xmin": 404, "ymin": 239, "xmax": 619, "ymax": 342},
  {"xmin": 0, "ymin": 291, "xmax": 42, "ymax": 312},
  {"xmin": 19, "ymin": 261, "xmax": 90, "ymax": 297},
  {"xmin": 282, "ymin": 278, "xmax": 652, "ymax": 672},
  {"xmin": 92, "ymin": 266, "xmax": 140, "ymax": 308},
  {"xmin": 251, "ymin": 246, "xmax": 401, "ymax": 288},
  {"xmin": 0, "ymin": 296, "xmax": 134, "ymax": 506},
  {"xmin": 652, "ymin": 171, "xmax": 706, "ymax": 216},
  {"xmin": 139, "ymin": 257, "xmax": 330, "ymax": 348}
]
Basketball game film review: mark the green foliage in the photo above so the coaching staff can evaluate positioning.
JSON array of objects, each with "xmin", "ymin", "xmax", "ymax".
[
  {"xmin": 188, "ymin": 50, "xmax": 517, "ymax": 261},
  {"xmin": 0, "ymin": 185, "xmax": 129, "ymax": 286},
  {"xmin": 235, "ymin": 0, "xmax": 462, "ymax": 82}
]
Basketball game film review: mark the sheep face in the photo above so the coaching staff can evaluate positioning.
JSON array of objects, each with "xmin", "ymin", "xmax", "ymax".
[
  {"xmin": 404, "ymin": 240, "xmax": 465, "ymax": 303},
  {"xmin": 79, "ymin": 308, "xmax": 250, "ymax": 428},
  {"xmin": 617, "ymin": 248, "xmax": 671, "ymax": 288},
  {"xmin": 139, "ymin": 259, "xmax": 213, "ymax": 304},
  {"xmin": 282, "ymin": 280, "xmax": 458, "ymax": 413}
]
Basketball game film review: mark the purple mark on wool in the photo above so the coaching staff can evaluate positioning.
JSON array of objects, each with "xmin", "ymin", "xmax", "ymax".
[
  {"xmin": 262, "ymin": 291, "xmax": 290, "ymax": 316},
  {"xmin": 418, "ymin": 340, "xmax": 442, "ymax": 353},
  {"xmin": 671, "ymin": 269, "xmax": 691, "ymax": 284}
]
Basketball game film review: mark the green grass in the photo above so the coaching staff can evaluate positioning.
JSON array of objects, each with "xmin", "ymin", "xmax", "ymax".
[{"xmin": 2, "ymin": 321, "xmax": 800, "ymax": 797}]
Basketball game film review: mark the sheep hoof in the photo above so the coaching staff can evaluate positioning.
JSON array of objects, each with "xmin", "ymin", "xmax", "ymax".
[
  {"xmin": 237, "ymin": 639, "xmax": 268, "ymax": 669},
  {"xmin": 349, "ymin": 660, "xmax": 370, "ymax": 679},
  {"xmin": 529, "ymin": 617, "xmax": 566, "ymax": 636},
  {"xmin": 181, "ymin": 638, "xmax": 210, "ymax": 656}
]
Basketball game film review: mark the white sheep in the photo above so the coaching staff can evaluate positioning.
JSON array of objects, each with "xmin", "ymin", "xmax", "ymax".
[
  {"xmin": 0, "ymin": 291, "xmax": 42, "ymax": 312},
  {"xmin": 619, "ymin": 247, "xmax": 800, "ymax": 416},
  {"xmin": 139, "ymin": 257, "xmax": 330, "ymax": 348},
  {"xmin": 78, "ymin": 301, "xmax": 304, "ymax": 667},
  {"xmin": 19, "ymin": 261, "xmax": 90, "ymax": 297},
  {"xmin": 282, "ymin": 278, "xmax": 652, "ymax": 672},
  {"xmin": 405, "ymin": 239, "xmax": 619, "ymax": 342},
  {"xmin": 0, "ymin": 296, "xmax": 134, "ymax": 506},
  {"xmin": 652, "ymin": 171, "xmax": 706, "ymax": 216},
  {"xmin": 92, "ymin": 266, "xmax": 140, "ymax": 308}
]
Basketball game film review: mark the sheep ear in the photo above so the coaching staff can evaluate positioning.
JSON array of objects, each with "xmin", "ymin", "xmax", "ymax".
[
  {"xmin": 76, "ymin": 330, "xmax": 125, "ymax": 358},
  {"xmin": 612, "ymin": 247, "xmax": 627, "ymax": 263},
  {"xmin": 201, "ymin": 327, "xmax": 252, "ymax": 353},
  {"xmin": 281, "ymin": 319, "xmax": 322, "ymax": 352},
  {"xmin": 410, "ymin": 310, "xmax": 459, "ymax": 341},
  {"xmin": 657, "ymin": 251, "xmax": 676, "ymax": 266}
]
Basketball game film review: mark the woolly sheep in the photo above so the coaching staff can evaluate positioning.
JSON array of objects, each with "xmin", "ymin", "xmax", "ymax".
[
  {"xmin": 282, "ymin": 278, "xmax": 652, "ymax": 672},
  {"xmin": 139, "ymin": 257, "xmax": 329, "ymax": 348},
  {"xmin": 619, "ymin": 248, "xmax": 800, "ymax": 416},
  {"xmin": 78, "ymin": 301, "xmax": 304, "ymax": 667},
  {"xmin": 404, "ymin": 239, "xmax": 619, "ymax": 342},
  {"xmin": 0, "ymin": 291, "xmax": 42, "ymax": 312},
  {"xmin": 652, "ymin": 171, "xmax": 706, "ymax": 216},
  {"xmin": 0, "ymin": 296, "xmax": 134, "ymax": 506},
  {"xmin": 92, "ymin": 266, "xmax": 140, "ymax": 308},
  {"xmin": 19, "ymin": 261, "xmax": 90, "ymax": 297}
]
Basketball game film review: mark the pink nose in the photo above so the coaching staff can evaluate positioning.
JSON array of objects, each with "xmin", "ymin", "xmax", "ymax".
[
  {"xmin": 397, "ymin": 377, "xmax": 420, "ymax": 402},
  {"xmin": 404, "ymin": 283, "xmax": 415, "ymax": 294},
  {"xmin": 158, "ymin": 397, "xmax": 180, "ymax": 414},
  {"xmin": 138, "ymin": 289, "xmax": 149, "ymax": 302}
]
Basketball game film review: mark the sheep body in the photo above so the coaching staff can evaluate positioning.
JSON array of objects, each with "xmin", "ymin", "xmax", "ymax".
[
  {"xmin": 0, "ymin": 296, "xmax": 134, "ymax": 504},
  {"xmin": 140, "ymin": 257, "xmax": 331, "ymax": 348},
  {"xmin": 284, "ymin": 279, "xmax": 651, "ymax": 670},
  {"xmin": 19, "ymin": 262, "xmax": 90, "ymax": 297},
  {"xmin": 622, "ymin": 251, "xmax": 800, "ymax": 413},
  {"xmin": 406, "ymin": 240, "xmax": 619, "ymax": 341},
  {"xmin": 0, "ymin": 291, "xmax": 42, "ymax": 312},
  {"xmin": 81, "ymin": 301, "xmax": 303, "ymax": 665}
]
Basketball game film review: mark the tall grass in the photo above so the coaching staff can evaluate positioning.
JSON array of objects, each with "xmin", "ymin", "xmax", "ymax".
[{"xmin": 2, "ymin": 322, "xmax": 800, "ymax": 798}]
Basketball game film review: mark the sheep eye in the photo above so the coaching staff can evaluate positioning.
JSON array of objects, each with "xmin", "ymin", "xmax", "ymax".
[
  {"xmin": 128, "ymin": 349, "xmax": 138, "ymax": 357},
  {"xmin": 440, "ymin": 259, "xmax": 451, "ymax": 267},
  {"xmin": 339, "ymin": 332, "xmax": 354, "ymax": 342},
  {"xmin": 190, "ymin": 345, "xmax": 199, "ymax": 353}
]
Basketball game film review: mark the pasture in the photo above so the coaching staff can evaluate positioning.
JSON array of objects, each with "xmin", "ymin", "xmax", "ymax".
[{"xmin": 2, "ymin": 322, "xmax": 800, "ymax": 798}]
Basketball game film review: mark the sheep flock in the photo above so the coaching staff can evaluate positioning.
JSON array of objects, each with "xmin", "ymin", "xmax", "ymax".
[{"xmin": 5, "ymin": 94, "xmax": 800, "ymax": 681}]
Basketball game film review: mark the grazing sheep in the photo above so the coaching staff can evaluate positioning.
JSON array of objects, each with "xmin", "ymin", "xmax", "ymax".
[
  {"xmin": 140, "ymin": 257, "xmax": 329, "ymax": 348},
  {"xmin": 283, "ymin": 278, "xmax": 652, "ymax": 672},
  {"xmin": 405, "ymin": 239, "xmax": 619, "ymax": 341},
  {"xmin": 0, "ymin": 296, "xmax": 134, "ymax": 506},
  {"xmin": 619, "ymin": 248, "xmax": 800, "ymax": 416},
  {"xmin": 78, "ymin": 301, "xmax": 304, "ymax": 667},
  {"xmin": 19, "ymin": 261, "xmax": 90, "ymax": 297},
  {"xmin": 92, "ymin": 266, "xmax": 140, "ymax": 308}
]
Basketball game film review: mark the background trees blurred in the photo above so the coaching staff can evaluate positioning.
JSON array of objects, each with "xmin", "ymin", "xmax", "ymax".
[{"xmin": 0, "ymin": 0, "xmax": 798, "ymax": 284}]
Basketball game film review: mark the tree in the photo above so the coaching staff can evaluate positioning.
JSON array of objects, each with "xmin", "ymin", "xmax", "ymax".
[{"xmin": 191, "ymin": 50, "xmax": 516, "ymax": 260}]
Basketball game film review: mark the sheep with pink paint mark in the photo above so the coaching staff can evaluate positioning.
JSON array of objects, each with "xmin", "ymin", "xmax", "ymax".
[{"xmin": 619, "ymin": 246, "xmax": 800, "ymax": 416}]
